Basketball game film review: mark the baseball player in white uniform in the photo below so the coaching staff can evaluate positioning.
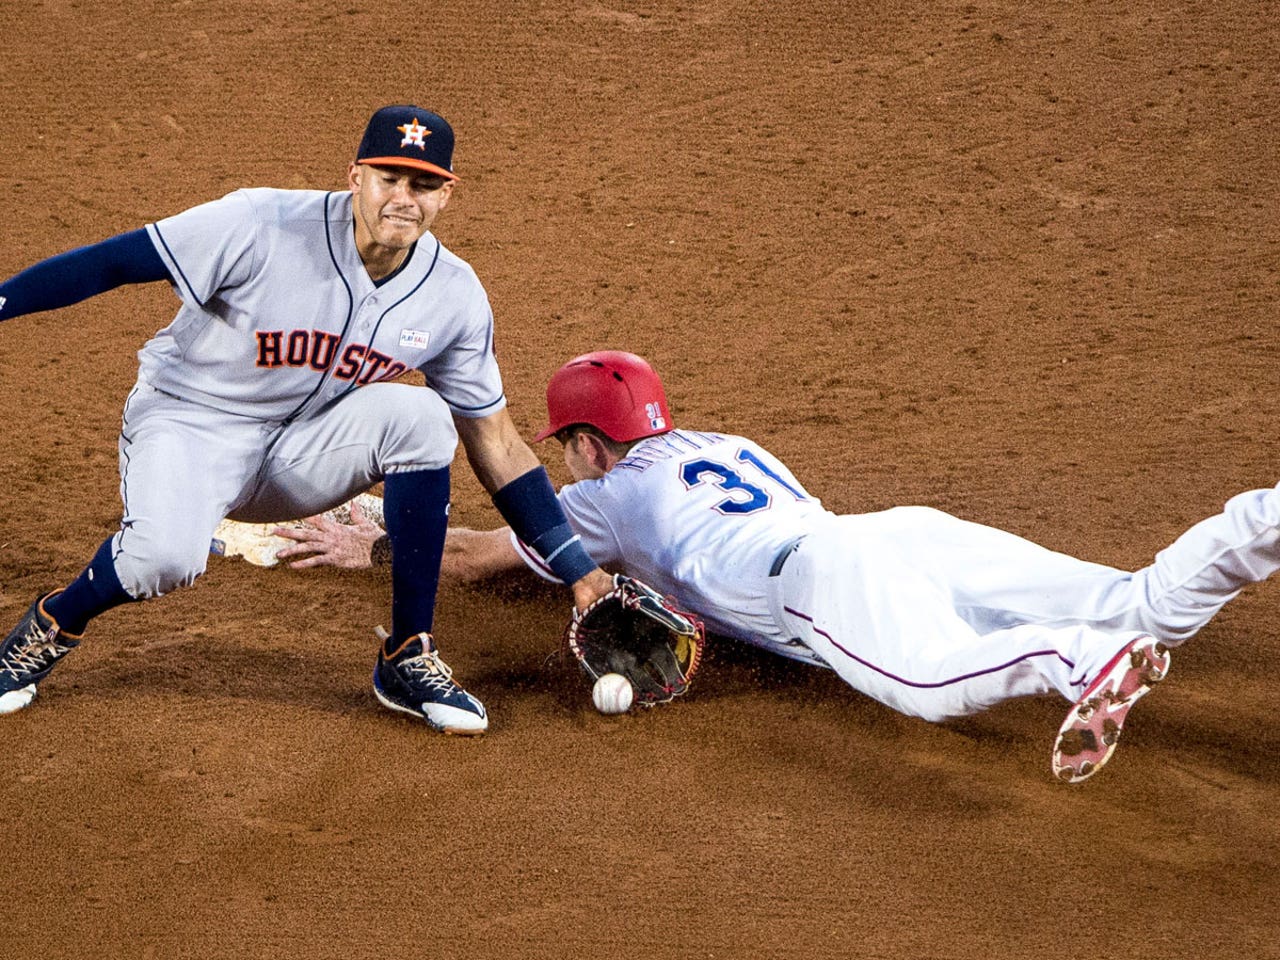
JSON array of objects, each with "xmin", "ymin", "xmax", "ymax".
[
  {"xmin": 0, "ymin": 105, "xmax": 612, "ymax": 733},
  {"xmin": 262, "ymin": 351, "xmax": 1280, "ymax": 781}
]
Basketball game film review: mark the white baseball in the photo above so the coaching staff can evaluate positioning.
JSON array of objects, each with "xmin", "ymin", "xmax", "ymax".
[{"xmin": 592, "ymin": 673, "xmax": 634, "ymax": 714}]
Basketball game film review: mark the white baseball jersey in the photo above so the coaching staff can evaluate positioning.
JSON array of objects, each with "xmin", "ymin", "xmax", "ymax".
[
  {"xmin": 516, "ymin": 429, "xmax": 835, "ymax": 664},
  {"xmin": 143, "ymin": 188, "xmax": 505, "ymax": 421},
  {"xmin": 516, "ymin": 429, "xmax": 1280, "ymax": 722}
]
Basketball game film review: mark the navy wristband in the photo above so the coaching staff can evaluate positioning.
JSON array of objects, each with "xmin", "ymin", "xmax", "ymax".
[
  {"xmin": 529, "ymin": 523, "xmax": 598, "ymax": 586},
  {"xmin": 492, "ymin": 467, "xmax": 598, "ymax": 585}
]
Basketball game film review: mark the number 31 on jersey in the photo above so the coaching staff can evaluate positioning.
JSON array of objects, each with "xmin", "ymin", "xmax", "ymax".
[{"xmin": 680, "ymin": 448, "xmax": 809, "ymax": 514}]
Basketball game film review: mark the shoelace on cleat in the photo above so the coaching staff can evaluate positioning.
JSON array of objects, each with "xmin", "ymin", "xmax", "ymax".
[
  {"xmin": 396, "ymin": 649, "xmax": 465, "ymax": 698},
  {"xmin": 1, "ymin": 620, "xmax": 71, "ymax": 681}
]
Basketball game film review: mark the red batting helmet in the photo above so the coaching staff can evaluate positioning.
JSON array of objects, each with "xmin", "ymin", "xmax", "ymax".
[{"xmin": 533, "ymin": 351, "xmax": 673, "ymax": 443}]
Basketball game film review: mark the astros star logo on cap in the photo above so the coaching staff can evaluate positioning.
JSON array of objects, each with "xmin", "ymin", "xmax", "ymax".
[{"xmin": 398, "ymin": 118, "xmax": 430, "ymax": 150}]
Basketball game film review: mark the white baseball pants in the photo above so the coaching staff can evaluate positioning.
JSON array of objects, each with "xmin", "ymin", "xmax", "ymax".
[{"xmin": 767, "ymin": 489, "xmax": 1280, "ymax": 721}]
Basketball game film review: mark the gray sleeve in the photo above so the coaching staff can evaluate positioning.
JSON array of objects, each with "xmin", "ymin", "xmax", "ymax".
[
  {"xmin": 145, "ymin": 191, "xmax": 257, "ymax": 307},
  {"xmin": 417, "ymin": 271, "xmax": 506, "ymax": 418}
]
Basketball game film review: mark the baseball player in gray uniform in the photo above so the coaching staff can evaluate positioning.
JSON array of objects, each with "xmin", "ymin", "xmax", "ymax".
[
  {"xmin": 261, "ymin": 351, "xmax": 1280, "ymax": 781},
  {"xmin": 0, "ymin": 104, "xmax": 612, "ymax": 734}
]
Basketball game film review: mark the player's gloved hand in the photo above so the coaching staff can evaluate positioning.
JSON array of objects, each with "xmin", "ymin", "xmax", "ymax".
[
  {"xmin": 272, "ymin": 500, "xmax": 384, "ymax": 569},
  {"xmin": 565, "ymin": 574, "xmax": 706, "ymax": 705}
]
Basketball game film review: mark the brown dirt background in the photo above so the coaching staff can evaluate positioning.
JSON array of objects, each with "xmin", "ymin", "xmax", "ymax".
[{"xmin": 2, "ymin": 2, "xmax": 1278, "ymax": 958}]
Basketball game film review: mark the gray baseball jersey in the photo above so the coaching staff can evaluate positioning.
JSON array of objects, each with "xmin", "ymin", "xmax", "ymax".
[
  {"xmin": 104, "ymin": 186, "xmax": 503, "ymax": 601},
  {"xmin": 142, "ymin": 188, "xmax": 505, "ymax": 421}
]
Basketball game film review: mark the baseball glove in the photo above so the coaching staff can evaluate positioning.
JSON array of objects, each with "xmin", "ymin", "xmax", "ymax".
[{"xmin": 566, "ymin": 574, "xmax": 705, "ymax": 705}]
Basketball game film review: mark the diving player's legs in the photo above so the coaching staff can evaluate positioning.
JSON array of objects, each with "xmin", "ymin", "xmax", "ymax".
[
  {"xmin": 768, "ymin": 509, "xmax": 1175, "ymax": 781},
  {"xmin": 1081, "ymin": 486, "xmax": 1280, "ymax": 643},
  {"xmin": 767, "ymin": 512, "xmax": 1143, "ymax": 721},
  {"xmin": 914, "ymin": 488, "xmax": 1280, "ymax": 645}
]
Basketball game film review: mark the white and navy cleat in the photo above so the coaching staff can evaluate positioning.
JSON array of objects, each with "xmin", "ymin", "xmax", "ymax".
[
  {"xmin": 372, "ymin": 629, "xmax": 488, "ymax": 736},
  {"xmin": 0, "ymin": 593, "xmax": 82, "ymax": 715}
]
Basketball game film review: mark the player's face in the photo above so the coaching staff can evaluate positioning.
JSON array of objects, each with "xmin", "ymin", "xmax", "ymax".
[{"xmin": 349, "ymin": 164, "xmax": 453, "ymax": 252}]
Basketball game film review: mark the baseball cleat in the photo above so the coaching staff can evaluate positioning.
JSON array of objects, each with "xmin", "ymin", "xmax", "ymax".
[
  {"xmin": 372, "ymin": 631, "xmax": 488, "ymax": 735},
  {"xmin": 1052, "ymin": 636, "xmax": 1170, "ymax": 783},
  {"xmin": 0, "ymin": 593, "xmax": 82, "ymax": 715}
]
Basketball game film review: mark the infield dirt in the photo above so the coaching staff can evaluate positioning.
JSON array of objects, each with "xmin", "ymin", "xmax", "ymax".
[{"xmin": 1, "ymin": 3, "xmax": 1277, "ymax": 958}]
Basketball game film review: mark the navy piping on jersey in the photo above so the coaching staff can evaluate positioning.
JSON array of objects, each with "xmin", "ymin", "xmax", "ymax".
[
  {"xmin": 446, "ymin": 305, "xmax": 505, "ymax": 413},
  {"xmin": 350, "ymin": 235, "xmax": 505, "ymax": 416},
  {"xmin": 371, "ymin": 242, "xmax": 416, "ymax": 287},
  {"xmin": 149, "ymin": 225, "xmax": 202, "ymax": 305},
  {"xmin": 278, "ymin": 192, "xmax": 360, "ymax": 424},
  {"xmin": 334, "ymin": 236, "xmax": 440, "ymax": 402},
  {"xmin": 447, "ymin": 392, "xmax": 507, "ymax": 413}
]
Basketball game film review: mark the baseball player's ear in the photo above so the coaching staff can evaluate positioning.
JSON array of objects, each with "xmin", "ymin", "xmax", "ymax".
[
  {"xmin": 346, "ymin": 162, "xmax": 363, "ymax": 191},
  {"xmin": 584, "ymin": 433, "xmax": 613, "ymax": 472}
]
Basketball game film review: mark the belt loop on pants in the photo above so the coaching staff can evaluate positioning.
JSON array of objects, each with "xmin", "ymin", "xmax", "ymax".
[
  {"xmin": 765, "ymin": 535, "xmax": 808, "ymax": 648},
  {"xmin": 769, "ymin": 535, "xmax": 807, "ymax": 577}
]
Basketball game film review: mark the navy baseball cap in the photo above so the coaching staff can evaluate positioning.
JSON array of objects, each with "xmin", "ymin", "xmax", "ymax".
[{"xmin": 356, "ymin": 104, "xmax": 459, "ymax": 181}]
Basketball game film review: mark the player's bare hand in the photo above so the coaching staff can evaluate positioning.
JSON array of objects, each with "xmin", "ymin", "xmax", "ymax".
[
  {"xmin": 572, "ymin": 567, "xmax": 616, "ymax": 614},
  {"xmin": 272, "ymin": 501, "xmax": 382, "ymax": 569}
]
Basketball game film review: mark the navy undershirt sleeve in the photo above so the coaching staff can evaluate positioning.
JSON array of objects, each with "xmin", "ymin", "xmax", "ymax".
[{"xmin": 0, "ymin": 228, "xmax": 172, "ymax": 321}]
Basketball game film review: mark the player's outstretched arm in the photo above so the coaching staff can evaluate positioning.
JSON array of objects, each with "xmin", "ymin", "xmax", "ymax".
[
  {"xmin": 442, "ymin": 527, "xmax": 526, "ymax": 581},
  {"xmin": 0, "ymin": 230, "xmax": 172, "ymax": 322},
  {"xmin": 454, "ymin": 409, "xmax": 613, "ymax": 611},
  {"xmin": 265, "ymin": 502, "xmax": 523, "ymax": 579}
]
